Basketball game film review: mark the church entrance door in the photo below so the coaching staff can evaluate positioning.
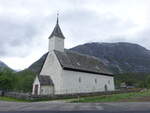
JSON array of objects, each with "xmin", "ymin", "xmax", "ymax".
[
  {"xmin": 34, "ymin": 85, "xmax": 38, "ymax": 95},
  {"xmin": 104, "ymin": 85, "xmax": 108, "ymax": 91}
]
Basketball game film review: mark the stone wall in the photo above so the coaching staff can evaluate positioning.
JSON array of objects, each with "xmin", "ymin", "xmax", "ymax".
[
  {"xmin": 3, "ymin": 92, "xmax": 32, "ymax": 100},
  {"xmin": 0, "ymin": 89, "xmax": 142, "ymax": 101}
]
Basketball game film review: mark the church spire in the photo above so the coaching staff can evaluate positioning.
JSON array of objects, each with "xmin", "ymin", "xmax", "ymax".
[{"xmin": 49, "ymin": 13, "xmax": 65, "ymax": 39}]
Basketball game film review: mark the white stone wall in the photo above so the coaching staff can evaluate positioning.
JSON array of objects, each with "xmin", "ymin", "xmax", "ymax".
[
  {"xmin": 49, "ymin": 36, "xmax": 64, "ymax": 52},
  {"xmin": 40, "ymin": 86, "xmax": 54, "ymax": 95},
  {"xmin": 32, "ymin": 76, "xmax": 41, "ymax": 95},
  {"xmin": 40, "ymin": 51, "xmax": 63, "ymax": 94},
  {"xmin": 59, "ymin": 70, "xmax": 115, "ymax": 94}
]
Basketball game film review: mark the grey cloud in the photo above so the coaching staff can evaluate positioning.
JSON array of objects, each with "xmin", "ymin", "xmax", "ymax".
[
  {"xmin": 0, "ymin": 0, "xmax": 149, "ymax": 58},
  {"xmin": 0, "ymin": 8, "xmax": 137, "ymax": 57},
  {"xmin": 0, "ymin": 15, "xmax": 43, "ymax": 57},
  {"xmin": 0, "ymin": 0, "xmax": 150, "ymax": 70},
  {"xmin": 61, "ymin": 9, "xmax": 136, "ymax": 45},
  {"xmin": 133, "ymin": 27, "xmax": 150, "ymax": 50}
]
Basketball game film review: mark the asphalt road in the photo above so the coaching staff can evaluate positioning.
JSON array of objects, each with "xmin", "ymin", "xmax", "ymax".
[
  {"xmin": 0, "ymin": 111, "xmax": 150, "ymax": 113},
  {"xmin": 0, "ymin": 101, "xmax": 150, "ymax": 113}
]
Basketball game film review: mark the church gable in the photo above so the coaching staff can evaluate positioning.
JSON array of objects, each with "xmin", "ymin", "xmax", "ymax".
[
  {"xmin": 40, "ymin": 51, "xmax": 62, "ymax": 76},
  {"xmin": 39, "ymin": 51, "xmax": 63, "ymax": 94}
]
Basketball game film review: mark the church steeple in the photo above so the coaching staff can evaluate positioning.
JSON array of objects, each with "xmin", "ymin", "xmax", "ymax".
[
  {"xmin": 48, "ymin": 13, "xmax": 65, "ymax": 52},
  {"xmin": 49, "ymin": 13, "xmax": 65, "ymax": 39}
]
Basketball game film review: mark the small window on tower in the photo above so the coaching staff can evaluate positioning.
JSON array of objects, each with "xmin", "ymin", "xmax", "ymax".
[{"xmin": 79, "ymin": 77, "xmax": 81, "ymax": 83}]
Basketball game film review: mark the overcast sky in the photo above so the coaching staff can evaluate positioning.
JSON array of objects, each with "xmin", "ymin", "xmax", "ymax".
[{"xmin": 0, "ymin": 0, "xmax": 150, "ymax": 70}]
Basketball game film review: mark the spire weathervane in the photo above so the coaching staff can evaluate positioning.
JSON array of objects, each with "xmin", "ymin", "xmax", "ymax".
[{"xmin": 57, "ymin": 11, "xmax": 59, "ymax": 24}]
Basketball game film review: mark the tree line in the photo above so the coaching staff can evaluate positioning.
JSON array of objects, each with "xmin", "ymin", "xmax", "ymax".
[
  {"xmin": 115, "ymin": 73, "xmax": 150, "ymax": 88},
  {"xmin": 0, "ymin": 68, "xmax": 36, "ymax": 92}
]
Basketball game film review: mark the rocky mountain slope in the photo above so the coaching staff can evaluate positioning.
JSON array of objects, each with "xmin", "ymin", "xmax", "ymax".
[
  {"xmin": 0, "ymin": 60, "xmax": 11, "ymax": 71},
  {"xmin": 28, "ymin": 42, "xmax": 150, "ymax": 74},
  {"xmin": 28, "ymin": 53, "xmax": 48, "ymax": 74},
  {"xmin": 0, "ymin": 61, "xmax": 7, "ymax": 67}
]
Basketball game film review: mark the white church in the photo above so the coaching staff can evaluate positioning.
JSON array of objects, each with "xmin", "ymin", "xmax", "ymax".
[{"xmin": 32, "ymin": 16, "xmax": 115, "ymax": 95}]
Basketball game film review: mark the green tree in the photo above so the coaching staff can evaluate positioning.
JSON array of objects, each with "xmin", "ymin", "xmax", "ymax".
[
  {"xmin": 0, "ymin": 76, "xmax": 13, "ymax": 90},
  {"xmin": 145, "ymin": 75, "xmax": 150, "ymax": 88},
  {"xmin": 0, "ymin": 68, "xmax": 14, "ymax": 91}
]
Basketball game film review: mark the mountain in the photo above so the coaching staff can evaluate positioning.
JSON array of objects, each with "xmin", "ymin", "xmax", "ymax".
[
  {"xmin": 28, "ymin": 53, "xmax": 48, "ymax": 74},
  {"xmin": 71, "ymin": 42, "xmax": 150, "ymax": 73},
  {"xmin": 28, "ymin": 42, "xmax": 150, "ymax": 74},
  {"xmin": 0, "ymin": 61, "xmax": 8, "ymax": 67},
  {"xmin": 0, "ymin": 60, "xmax": 12, "ymax": 71}
]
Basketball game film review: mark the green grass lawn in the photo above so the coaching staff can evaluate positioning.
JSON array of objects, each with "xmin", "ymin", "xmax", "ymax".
[
  {"xmin": 71, "ymin": 90, "xmax": 150, "ymax": 102},
  {"xmin": 0, "ymin": 96, "xmax": 30, "ymax": 102},
  {"xmin": 0, "ymin": 96, "xmax": 56, "ymax": 102}
]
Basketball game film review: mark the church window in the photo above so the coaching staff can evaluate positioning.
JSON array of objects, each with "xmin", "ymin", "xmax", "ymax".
[
  {"xmin": 79, "ymin": 77, "xmax": 81, "ymax": 83},
  {"xmin": 108, "ymin": 80, "xmax": 110, "ymax": 84},
  {"xmin": 95, "ymin": 78, "xmax": 97, "ymax": 84}
]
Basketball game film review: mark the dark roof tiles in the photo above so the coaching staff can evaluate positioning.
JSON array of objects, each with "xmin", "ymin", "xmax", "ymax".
[
  {"xmin": 49, "ymin": 22, "xmax": 65, "ymax": 39},
  {"xmin": 54, "ymin": 50, "xmax": 113, "ymax": 76},
  {"xmin": 38, "ymin": 76, "xmax": 54, "ymax": 86}
]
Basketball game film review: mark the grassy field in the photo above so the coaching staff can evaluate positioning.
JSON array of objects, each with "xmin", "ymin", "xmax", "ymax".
[
  {"xmin": 0, "ymin": 96, "xmax": 29, "ymax": 102},
  {"xmin": 0, "ymin": 96, "xmax": 55, "ymax": 102},
  {"xmin": 71, "ymin": 90, "xmax": 150, "ymax": 102}
]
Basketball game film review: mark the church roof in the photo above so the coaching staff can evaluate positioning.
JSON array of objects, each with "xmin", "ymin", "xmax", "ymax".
[
  {"xmin": 49, "ymin": 17, "xmax": 65, "ymax": 39},
  {"xmin": 38, "ymin": 76, "xmax": 54, "ymax": 86},
  {"xmin": 54, "ymin": 50, "xmax": 113, "ymax": 76}
]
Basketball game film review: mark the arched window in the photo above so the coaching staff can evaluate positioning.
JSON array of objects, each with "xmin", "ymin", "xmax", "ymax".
[
  {"xmin": 95, "ymin": 78, "xmax": 97, "ymax": 84},
  {"xmin": 79, "ymin": 77, "xmax": 81, "ymax": 83}
]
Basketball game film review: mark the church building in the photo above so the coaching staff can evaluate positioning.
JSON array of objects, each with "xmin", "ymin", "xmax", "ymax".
[{"xmin": 32, "ymin": 16, "xmax": 115, "ymax": 95}]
